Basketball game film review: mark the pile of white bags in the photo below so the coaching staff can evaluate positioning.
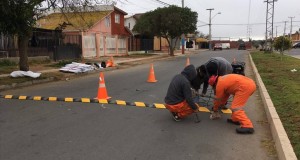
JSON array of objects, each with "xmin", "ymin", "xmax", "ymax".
[
  {"xmin": 59, "ymin": 62, "xmax": 95, "ymax": 73},
  {"xmin": 10, "ymin": 71, "xmax": 41, "ymax": 78}
]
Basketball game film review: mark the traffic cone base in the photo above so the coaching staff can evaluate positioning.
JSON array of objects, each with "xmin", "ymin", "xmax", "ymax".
[{"xmin": 147, "ymin": 64, "xmax": 157, "ymax": 83}]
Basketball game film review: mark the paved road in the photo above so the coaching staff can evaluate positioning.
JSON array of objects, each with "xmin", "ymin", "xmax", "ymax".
[
  {"xmin": 0, "ymin": 50, "xmax": 277, "ymax": 160},
  {"xmin": 285, "ymin": 48, "xmax": 300, "ymax": 58}
]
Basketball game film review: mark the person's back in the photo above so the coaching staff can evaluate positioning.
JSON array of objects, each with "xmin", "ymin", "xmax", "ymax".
[
  {"xmin": 165, "ymin": 65, "xmax": 199, "ymax": 121},
  {"xmin": 216, "ymin": 74, "xmax": 254, "ymax": 95},
  {"xmin": 191, "ymin": 57, "xmax": 233, "ymax": 95},
  {"xmin": 208, "ymin": 57, "xmax": 233, "ymax": 76},
  {"xmin": 165, "ymin": 65, "xmax": 197, "ymax": 107}
]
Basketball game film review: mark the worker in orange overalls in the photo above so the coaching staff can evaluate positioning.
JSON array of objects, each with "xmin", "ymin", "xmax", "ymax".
[
  {"xmin": 208, "ymin": 74, "xmax": 256, "ymax": 134},
  {"xmin": 164, "ymin": 65, "xmax": 199, "ymax": 121}
]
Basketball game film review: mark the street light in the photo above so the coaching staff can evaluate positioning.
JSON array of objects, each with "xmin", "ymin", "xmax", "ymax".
[
  {"xmin": 212, "ymin": 12, "xmax": 221, "ymax": 20},
  {"xmin": 207, "ymin": 9, "xmax": 221, "ymax": 50}
]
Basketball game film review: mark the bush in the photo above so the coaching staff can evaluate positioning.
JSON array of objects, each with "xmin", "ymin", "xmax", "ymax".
[{"xmin": 0, "ymin": 59, "xmax": 17, "ymax": 67}]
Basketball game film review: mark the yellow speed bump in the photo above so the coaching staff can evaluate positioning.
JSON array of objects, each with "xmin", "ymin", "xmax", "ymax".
[
  {"xmin": 33, "ymin": 96, "xmax": 42, "ymax": 101},
  {"xmin": 19, "ymin": 96, "xmax": 27, "ymax": 100},
  {"xmin": 135, "ymin": 102, "xmax": 146, "ymax": 107},
  {"xmin": 5, "ymin": 95, "xmax": 13, "ymax": 99},
  {"xmin": 221, "ymin": 109, "xmax": 232, "ymax": 114},
  {"xmin": 116, "ymin": 100, "xmax": 126, "ymax": 105},
  {"xmin": 48, "ymin": 97, "xmax": 57, "ymax": 101},
  {"xmin": 199, "ymin": 107, "xmax": 210, "ymax": 112},
  {"xmin": 65, "ymin": 97, "xmax": 73, "ymax": 102},
  {"xmin": 98, "ymin": 99, "xmax": 108, "ymax": 104},
  {"xmin": 154, "ymin": 103, "xmax": 166, "ymax": 109},
  {"xmin": 81, "ymin": 98, "xmax": 90, "ymax": 103}
]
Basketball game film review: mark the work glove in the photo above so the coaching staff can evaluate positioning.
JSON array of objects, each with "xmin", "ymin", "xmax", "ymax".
[{"xmin": 210, "ymin": 110, "xmax": 222, "ymax": 120}]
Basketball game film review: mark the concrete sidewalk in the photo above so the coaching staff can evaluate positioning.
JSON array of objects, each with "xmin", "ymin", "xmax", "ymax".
[{"xmin": 0, "ymin": 50, "xmax": 199, "ymax": 78}]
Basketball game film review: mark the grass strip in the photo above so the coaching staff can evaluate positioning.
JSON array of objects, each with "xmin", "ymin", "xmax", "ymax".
[{"xmin": 251, "ymin": 51, "xmax": 300, "ymax": 158}]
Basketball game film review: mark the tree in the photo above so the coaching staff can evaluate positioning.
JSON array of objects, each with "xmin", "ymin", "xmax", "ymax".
[
  {"xmin": 0, "ymin": 0, "xmax": 113, "ymax": 71},
  {"xmin": 133, "ymin": 5, "xmax": 197, "ymax": 56},
  {"xmin": 195, "ymin": 31, "xmax": 209, "ymax": 39},
  {"xmin": 273, "ymin": 36, "xmax": 292, "ymax": 54}
]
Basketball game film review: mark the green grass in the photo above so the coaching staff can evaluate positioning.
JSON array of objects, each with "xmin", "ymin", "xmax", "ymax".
[{"xmin": 251, "ymin": 51, "xmax": 300, "ymax": 158}]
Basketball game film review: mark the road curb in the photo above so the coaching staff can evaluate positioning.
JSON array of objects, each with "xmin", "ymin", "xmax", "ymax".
[{"xmin": 249, "ymin": 54, "xmax": 297, "ymax": 160}]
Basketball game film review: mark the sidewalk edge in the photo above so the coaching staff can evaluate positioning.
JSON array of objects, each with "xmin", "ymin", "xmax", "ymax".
[{"xmin": 249, "ymin": 54, "xmax": 297, "ymax": 160}]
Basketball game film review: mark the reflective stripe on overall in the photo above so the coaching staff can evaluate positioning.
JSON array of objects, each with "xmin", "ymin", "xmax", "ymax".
[{"xmin": 230, "ymin": 81, "xmax": 256, "ymax": 128}]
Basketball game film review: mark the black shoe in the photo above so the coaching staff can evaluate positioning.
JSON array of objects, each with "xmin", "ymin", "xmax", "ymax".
[
  {"xmin": 227, "ymin": 119, "xmax": 240, "ymax": 125},
  {"xmin": 171, "ymin": 112, "xmax": 181, "ymax": 122},
  {"xmin": 236, "ymin": 127, "xmax": 254, "ymax": 134}
]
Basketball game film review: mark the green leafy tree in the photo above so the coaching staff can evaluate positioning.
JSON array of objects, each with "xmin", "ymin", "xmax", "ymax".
[
  {"xmin": 0, "ymin": 0, "xmax": 112, "ymax": 71},
  {"xmin": 273, "ymin": 36, "xmax": 292, "ymax": 53},
  {"xmin": 133, "ymin": 5, "xmax": 197, "ymax": 56},
  {"xmin": 0, "ymin": 0, "xmax": 41, "ymax": 71}
]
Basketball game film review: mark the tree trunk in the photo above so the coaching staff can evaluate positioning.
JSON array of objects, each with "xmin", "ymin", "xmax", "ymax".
[
  {"xmin": 18, "ymin": 35, "xmax": 29, "ymax": 71},
  {"xmin": 165, "ymin": 37, "xmax": 175, "ymax": 56},
  {"xmin": 169, "ymin": 45, "xmax": 175, "ymax": 56}
]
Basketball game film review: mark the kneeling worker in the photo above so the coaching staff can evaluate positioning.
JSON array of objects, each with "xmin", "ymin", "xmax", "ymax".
[
  {"xmin": 165, "ymin": 64, "xmax": 199, "ymax": 121},
  {"xmin": 209, "ymin": 74, "xmax": 256, "ymax": 134}
]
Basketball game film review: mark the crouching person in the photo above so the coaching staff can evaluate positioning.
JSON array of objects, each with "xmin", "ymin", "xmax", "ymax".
[
  {"xmin": 208, "ymin": 74, "xmax": 256, "ymax": 134},
  {"xmin": 164, "ymin": 65, "xmax": 199, "ymax": 121}
]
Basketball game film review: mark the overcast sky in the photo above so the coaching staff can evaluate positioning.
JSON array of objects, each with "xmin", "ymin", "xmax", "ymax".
[{"xmin": 115, "ymin": 0, "xmax": 300, "ymax": 40}]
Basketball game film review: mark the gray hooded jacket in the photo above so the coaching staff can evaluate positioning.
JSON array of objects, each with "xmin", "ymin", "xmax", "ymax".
[{"xmin": 164, "ymin": 65, "xmax": 198, "ymax": 110}]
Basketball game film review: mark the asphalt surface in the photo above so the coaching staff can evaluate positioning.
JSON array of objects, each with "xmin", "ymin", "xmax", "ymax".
[{"xmin": 0, "ymin": 50, "xmax": 278, "ymax": 160}]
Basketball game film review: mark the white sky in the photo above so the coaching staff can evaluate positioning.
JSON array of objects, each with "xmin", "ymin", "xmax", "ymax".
[{"xmin": 115, "ymin": 0, "xmax": 300, "ymax": 40}]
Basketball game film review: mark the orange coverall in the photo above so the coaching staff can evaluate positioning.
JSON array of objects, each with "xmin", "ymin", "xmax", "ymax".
[
  {"xmin": 213, "ymin": 74, "xmax": 256, "ymax": 128},
  {"xmin": 165, "ymin": 100, "xmax": 196, "ymax": 118}
]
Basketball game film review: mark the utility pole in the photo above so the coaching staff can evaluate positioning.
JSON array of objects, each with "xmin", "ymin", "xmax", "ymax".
[
  {"xmin": 264, "ymin": 0, "xmax": 277, "ymax": 51},
  {"xmin": 181, "ymin": 0, "xmax": 185, "ymax": 54},
  {"xmin": 288, "ymin": 16, "xmax": 295, "ymax": 40},
  {"xmin": 283, "ymin": 21, "xmax": 287, "ymax": 36},
  {"xmin": 281, "ymin": 21, "xmax": 287, "ymax": 52},
  {"xmin": 207, "ymin": 8, "xmax": 214, "ymax": 50}
]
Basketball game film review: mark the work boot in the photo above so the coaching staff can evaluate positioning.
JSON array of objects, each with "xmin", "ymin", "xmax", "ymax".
[
  {"xmin": 236, "ymin": 127, "xmax": 254, "ymax": 134},
  {"xmin": 170, "ymin": 112, "xmax": 181, "ymax": 122},
  {"xmin": 227, "ymin": 119, "xmax": 240, "ymax": 125}
]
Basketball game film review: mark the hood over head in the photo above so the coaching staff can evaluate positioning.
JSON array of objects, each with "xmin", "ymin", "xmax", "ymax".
[{"xmin": 181, "ymin": 64, "xmax": 197, "ymax": 81}]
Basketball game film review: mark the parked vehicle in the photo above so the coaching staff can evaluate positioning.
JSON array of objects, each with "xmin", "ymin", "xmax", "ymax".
[
  {"xmin": 238, "ymin": 42, "xmax": 246, "ymax": 50},
  {"xmin": 221, "ymin": 43, "xmax": 230, "ymax": 49},
  {"xmin": 292, "ymin": 42, "xmax": 300, "ymax": 49},
  {"xmin": 213, "ymin": 43, "xmax": 222, "ymax": 50}
]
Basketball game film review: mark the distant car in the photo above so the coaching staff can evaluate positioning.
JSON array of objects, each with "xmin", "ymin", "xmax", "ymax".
[
  {"xmin": 238, "ymin": 43, "xmax": 246, "ymax": 50},
  {"xmin": 213, "ymin": 43, "xmax": 222, "ymax": 50},
  {"xmin": 292, "ymin": 42, "xmax": 300, "ymax": 49}
]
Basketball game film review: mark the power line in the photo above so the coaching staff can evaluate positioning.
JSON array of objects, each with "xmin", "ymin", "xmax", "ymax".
[{"xmin": 150, "ymin": 0, "xmax": 171, "ymax": 6}]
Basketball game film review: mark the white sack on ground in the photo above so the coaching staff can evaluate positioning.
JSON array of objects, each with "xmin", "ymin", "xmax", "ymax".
[
  {"xmin": 59, "ymin": 62, "xmax": 95, "ymax": 73},
  {"xmin": 10, "ymin": 71, "xmax": 41, "ymax": 78}
]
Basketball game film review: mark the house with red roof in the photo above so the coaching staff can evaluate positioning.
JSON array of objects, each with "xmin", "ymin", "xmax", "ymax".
[{"xmin": 37, "ymin": 5, "xmax": 131, "ymax": 58}]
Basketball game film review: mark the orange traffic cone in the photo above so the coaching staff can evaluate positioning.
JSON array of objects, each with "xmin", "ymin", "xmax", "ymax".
[
  {"xmin": 106, "ymin": 59, "xmax": 112, "ymax": 67},
  {"xmin": 110, "ymin": 56, "xmax": 116, "ymax": 67},
  {"xmin": 97, "ymin": 72, "xmax": 111, "ymax": 99},
  {"xmin": 147, "ymin": 63, "xmax": 157, "ymax": 83},
  {"xmin": 186, "ymin": 57, "xmax": 190, "ymax": 66}
]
